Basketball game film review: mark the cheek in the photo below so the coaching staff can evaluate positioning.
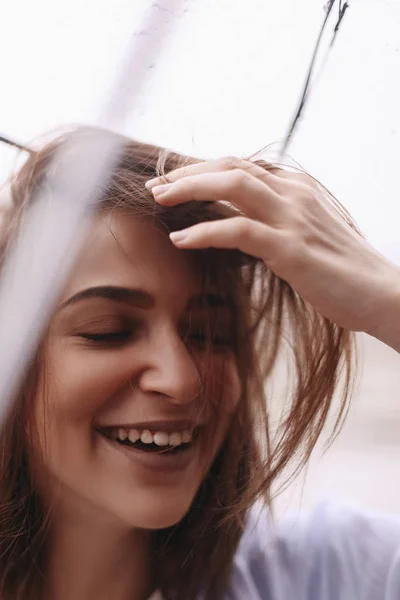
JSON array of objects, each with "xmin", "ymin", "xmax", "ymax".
[
  {"xmin": 215, "ymin": 356, "xmax": 241, "ymax": 413},
  {"xmin": 29, "ymin": 343, "xmax": 134, "ymax": 463},
  {"xmin": 224, "ymin": 359, "xmax": 242, "ymax": 412},
  {"xmin": 196, "ymin": 358, "xmax": 241, "ymax": 476},
  {"xmin": 38, "ymin": 342, "xmax": 134, "ymax": 423},
  {"xmin": 202, "ymin": 355, "xmax": 241, "ymax": 433}
]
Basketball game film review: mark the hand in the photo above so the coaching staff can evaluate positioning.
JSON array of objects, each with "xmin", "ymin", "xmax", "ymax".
[{"xmin": 146, "ymin": 158, "xmax": 400, "ymax": 341}]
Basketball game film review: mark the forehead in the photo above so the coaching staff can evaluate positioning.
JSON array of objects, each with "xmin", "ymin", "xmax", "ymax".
[{"xmin": 59, "ymin": 213, "xmax": 201, "ymax": 309}]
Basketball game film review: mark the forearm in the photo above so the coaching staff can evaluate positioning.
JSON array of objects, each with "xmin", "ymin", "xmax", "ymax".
[{"xmin": 365, "ymin": 279, "xmax": 400, "ymax": 354}]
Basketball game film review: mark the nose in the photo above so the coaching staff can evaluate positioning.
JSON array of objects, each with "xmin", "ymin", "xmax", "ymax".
[{"xmin": 138, "ymin": 326, "xmax": 201, "ymax": 405}]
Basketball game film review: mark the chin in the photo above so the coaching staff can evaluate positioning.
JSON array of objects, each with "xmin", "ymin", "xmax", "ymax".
[{"xmin": 119, "ymin": 497, "xmax": 195, "ymax": 530}]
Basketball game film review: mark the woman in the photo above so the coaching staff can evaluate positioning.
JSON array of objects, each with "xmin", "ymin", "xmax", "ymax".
[{"xmin": 1, "ymin": 126, "xmax": 399, "ymax": 600}]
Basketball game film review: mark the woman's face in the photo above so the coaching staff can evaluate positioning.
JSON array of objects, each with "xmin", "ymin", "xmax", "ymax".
[{"xmin": 30, "ymin": 213, "xmax": 241, "ymax": 530}]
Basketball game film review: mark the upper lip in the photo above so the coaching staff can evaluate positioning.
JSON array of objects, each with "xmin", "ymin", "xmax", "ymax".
[{"xmin": 96, "ymin": 420, "xmax": 202, "ymax": 433}]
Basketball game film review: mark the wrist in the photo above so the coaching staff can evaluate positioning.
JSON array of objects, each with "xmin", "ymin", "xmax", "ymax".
[{"xmin": 365, "ymin": 268, "xmax": 400, "ymax": 353}]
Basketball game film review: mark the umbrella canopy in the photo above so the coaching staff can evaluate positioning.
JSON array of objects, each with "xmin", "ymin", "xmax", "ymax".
[
  {"xmin": 0, "ymin": 0, "xmax": 399, "ymax": 518},
  {"xmin": 1, "ymin": 0, "xmax": 399, "ymax": 258}
]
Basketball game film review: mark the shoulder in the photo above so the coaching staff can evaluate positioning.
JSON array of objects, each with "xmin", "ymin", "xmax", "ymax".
[{"xmin": 228, "ymin": 502, "xmax": 400, "ymax": 600}]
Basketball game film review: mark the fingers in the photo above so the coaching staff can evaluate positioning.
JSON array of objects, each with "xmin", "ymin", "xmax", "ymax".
[
  {"xmin": 146, "ymin": 156, "xmax": 282, "ymax": 191},
  {"xmin": 169, "ymin": 216, "xmax": 275, "ymax": 261},
  {"xmin": 149, "ymin": 170, "xmax": 283, "ymax": 223}
]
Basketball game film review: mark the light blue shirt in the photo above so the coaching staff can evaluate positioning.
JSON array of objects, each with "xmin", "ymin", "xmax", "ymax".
[
  {"xmin": 150, "ymin": 502, "xmax": 400, "ymax": 599},
  {"xmin": 229, "ymin": 502, "xmax": 400, "ymax": 599}
]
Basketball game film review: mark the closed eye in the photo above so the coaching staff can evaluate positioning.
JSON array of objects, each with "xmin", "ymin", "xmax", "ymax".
[
  {"xmin": 188, "ymin": 332, "xmax": 233, "ymax": 349},
  {"xmin": 79, "ymin": 331, "xmax": 132, "ymax": 344}
]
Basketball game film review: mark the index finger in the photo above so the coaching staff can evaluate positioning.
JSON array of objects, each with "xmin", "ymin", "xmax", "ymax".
[{"xmin": 145, "ymin": 156, "xmax": 280, "ymax": 190}]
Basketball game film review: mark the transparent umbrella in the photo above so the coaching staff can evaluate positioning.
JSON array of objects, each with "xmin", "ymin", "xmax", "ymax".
[{"xmin": 0, "ymin": 0, "xmax": 398, "ymax": 431}]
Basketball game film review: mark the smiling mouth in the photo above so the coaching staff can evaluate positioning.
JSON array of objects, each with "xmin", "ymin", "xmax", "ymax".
[{"xmin": 97, "ymin": 426, "xmax": 200, "ymax": 455}]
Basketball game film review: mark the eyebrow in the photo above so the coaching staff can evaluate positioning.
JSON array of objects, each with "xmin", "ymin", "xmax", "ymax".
[
  {"xmin": 59, "ymin": 286, "xmax": 155, "ymax": 310},
  {"xmin": 59, "ymin": 285, "xmax": 231, "ymax": 311}
]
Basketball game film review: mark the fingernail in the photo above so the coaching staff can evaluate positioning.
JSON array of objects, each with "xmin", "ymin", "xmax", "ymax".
[
  {"xmin": 145, "ymin": 178, "xmax": 160, "ymax": 189},
  {"xmin": 170, "ymin": 229, "xmax": 188, "ymax": 243},
  {"xmin": 151, "ymin": 183, "xmax": 172, "ymax": 197}
]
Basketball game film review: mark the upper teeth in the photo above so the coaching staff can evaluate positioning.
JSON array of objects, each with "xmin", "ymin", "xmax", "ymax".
[{"xmin": 114, "ymin": 428, "xmax": 193, "ymax": 447}]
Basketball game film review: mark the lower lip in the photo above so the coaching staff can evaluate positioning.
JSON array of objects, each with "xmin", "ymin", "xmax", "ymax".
[{"xmin": 98, "ymin": 431, "xmax": 200, "ymax": 473}]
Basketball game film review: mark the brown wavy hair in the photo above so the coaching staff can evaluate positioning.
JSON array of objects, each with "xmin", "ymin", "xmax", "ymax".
[{"xmin": 0, "ymin": 127, "xmax": 356, "ymax": 600}]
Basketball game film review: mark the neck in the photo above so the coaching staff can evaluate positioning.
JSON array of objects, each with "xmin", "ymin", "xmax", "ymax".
[{"xmin": 44, "ymin": 491, "xmax": 154, "ymax": 600}]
